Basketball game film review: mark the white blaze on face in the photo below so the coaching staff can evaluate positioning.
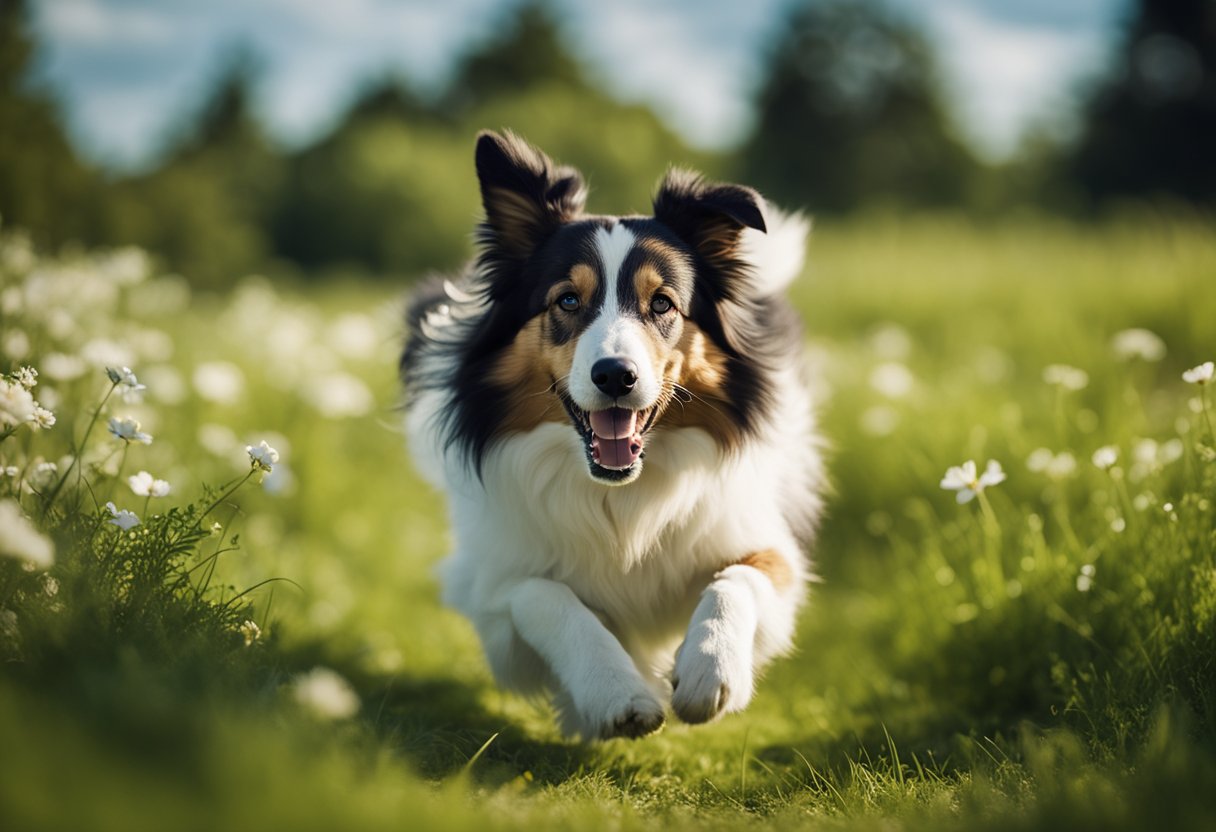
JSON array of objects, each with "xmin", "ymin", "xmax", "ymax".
[{"xmin": 569, "ymin": 223, "xmax": 661, "ymax": 411}]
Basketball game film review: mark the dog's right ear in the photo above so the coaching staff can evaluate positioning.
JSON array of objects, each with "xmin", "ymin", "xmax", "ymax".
[{"xmin": 475, "ymin": 130, "xmax": 587, "ymax": 261}]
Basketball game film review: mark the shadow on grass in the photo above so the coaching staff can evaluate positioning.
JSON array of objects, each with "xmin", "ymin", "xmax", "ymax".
[{"xmin": 277, "ymin": 639, "xmax": 594, "ymax": 786}]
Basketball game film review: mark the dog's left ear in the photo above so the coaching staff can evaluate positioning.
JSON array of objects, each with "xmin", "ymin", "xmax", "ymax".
[
  {"xmin": 475, "ymin": 130, "xmax": 587, "ymax": 261},
  {"xmin": 652, "ymin": 169, "xmax": 767, "ymax": 269}
]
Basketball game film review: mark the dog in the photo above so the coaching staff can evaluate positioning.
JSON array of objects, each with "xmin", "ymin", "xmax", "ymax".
[{"xmin": 401, "ymin": 130, "xmax": 824, "ymax": 740}]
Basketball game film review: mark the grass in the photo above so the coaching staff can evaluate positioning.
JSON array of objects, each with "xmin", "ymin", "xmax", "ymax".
[{"xmin": 1, "ymin": 213, "xmax": 1215, "ymax": 830}]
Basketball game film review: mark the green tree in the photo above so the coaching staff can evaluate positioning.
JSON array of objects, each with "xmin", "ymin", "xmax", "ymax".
[
  {"xmin": 742, "ymin": 0, "xmax": 976, "ymax": 213},
  {"xmin": 270, "ymin": 1, "xmax": 709, "ymax": 277},
  {"xmin": 103, "ymin": 52, "xmax": 284, "ymax": 288},
  {"xmin": 1063, "ymin": 0, "xmax": 1216, "ymax": 208},
  {"xmin": 441, "ymin": 0, "xmax": 587, "ymax": 115},
  {"xmin": 0, "ymin": 0, "xmax": 99, "ymax": 246}
]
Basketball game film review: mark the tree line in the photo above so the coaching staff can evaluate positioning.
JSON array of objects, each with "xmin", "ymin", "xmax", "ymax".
[{"xmin": 1, "ymin": 0, "xmax": 1211, "ymax": 288}]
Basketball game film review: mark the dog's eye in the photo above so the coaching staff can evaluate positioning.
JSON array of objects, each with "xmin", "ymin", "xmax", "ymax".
[
  {"xmin": 650, "ymin": 296, "xmax": 674, "ymax": 315},
  {"xmin": 557, "ymin": 293, "xmax": 580, "ymax": 313}
]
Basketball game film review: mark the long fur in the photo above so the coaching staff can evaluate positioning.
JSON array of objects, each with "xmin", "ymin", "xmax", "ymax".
[{"xmin": 402, "ymin": 131, "xmax": 824, "ymax": 739}]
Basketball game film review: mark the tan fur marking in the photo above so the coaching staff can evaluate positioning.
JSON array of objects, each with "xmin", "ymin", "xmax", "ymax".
[
  {"xmin": 695, "ymin": 218, "xmax": 744, "ymax": 263},
  {"xmin": 735, "ymin": 549, "xmax": 794, "ymax": 590},
  {"xmin": 569, "ymin": 263, "xmax": 598, "ymax": 300},
  {"xmin": 544, "ymin": 263, "xmax": 599, "ymax": 308},
  {"xmin": 636, "ymin": 236, "xmax": 687, "ymax": 265},
  {"xmin": 661, "ymin": 321, "xmax": 744, "ymax": 448},
  {"xmin": 633, "ymin": 265, "xmax": 665, "ymax": 312},
  {"xmin": 490, "ymin": 317, "xmax": 571, "ymax": 434}
]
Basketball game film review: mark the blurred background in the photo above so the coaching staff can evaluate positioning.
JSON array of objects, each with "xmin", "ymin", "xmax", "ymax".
[
  {"xmin": 3, "ymin": 2, "xmax": 1216, "ymax": 827},
  {"xmin": 3, "ymin": 0, "xmax": 1213, "ymax": 289}
]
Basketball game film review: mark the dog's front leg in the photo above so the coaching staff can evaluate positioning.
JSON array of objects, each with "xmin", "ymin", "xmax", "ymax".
[
  {"xmin": 672, "ymin": 551, "xmax": 801, "ymax": 724},
  {"xmin": 508, "ymin": 578, "xmax": 665, "ymax": 740}
]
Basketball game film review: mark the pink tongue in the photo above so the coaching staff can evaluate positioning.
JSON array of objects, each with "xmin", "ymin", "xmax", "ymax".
[
  {"xmin": 594, "ymin": 436, "xmax": 642, "ymax": 469},
  {"xmin": 589, "ymin": 409, "xmax": 642, "ymax": 470},
  {"xmin": 589, "ymin": 408, "xmax": 637, "ymax": 439}
]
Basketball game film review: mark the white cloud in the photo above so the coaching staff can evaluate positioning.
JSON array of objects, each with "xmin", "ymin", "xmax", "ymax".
[
  {"xmin": 563, "ymin": 0, "xmax": 784, "ymax": 149},
  {"xmin": 39, "ymin": 0, "xmax": 174, "ymax": 46},
  {"xmin": 927, "ymin": 0, "xmax": 1112, "ymax": 158}
]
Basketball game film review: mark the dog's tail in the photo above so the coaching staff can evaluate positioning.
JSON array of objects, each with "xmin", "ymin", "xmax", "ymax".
[{"xmin": 739, "ymin": 205, "xmax": 811, "ymax": 296}]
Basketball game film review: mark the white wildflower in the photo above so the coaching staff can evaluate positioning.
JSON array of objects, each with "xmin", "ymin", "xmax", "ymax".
[
  {"xmin": 13, "ymin": 366, "xmax": 37, "ymax": 389},
  {"xmin": 82, "ymin": 339, "xmax": 134, "ymax": 370},
  {"xmin": 3, "ymin": 329, "xmax": 29, "ymax": 360},
  {"xmin": 104, "ymin": 501, "xmax": 141, "ymax": 531},
  {"xmin": 291, "ymin": 667, "xmax": 360, "ymax": 720},
  {"xmin": 193, "ymin": 361, "xmax": 245, "ymax": 405},
  {"xmin": 1159, "ymin": 438, "xmax": 1184, "ymax": 465},
  {"xmin": 41, "ymin": 574, "xmax": 59, "ymax": 598},
  {"xmin": 1076, "ymin": 563, "xmax": 1095, "ymax": 593},
  {"xmin": 1182, "ymin": 361, "xmax": 1214, "ymax": 385},
  {"xmin": 1043, "ymin": 364, "xmax": 1089, "ymax": 391},
  {"xmin": 1092, "ymin": 446, "xmax": 1119, "ymax": 470},
  {"xmin": 940, "ymin": 459, "xmax": 1006, "ymax": 504},
  {"xmin": 1026, "ymin": 448, "xmax": 1054, "ymax": 473},
  {"xmin": 129, "ymin": 328, "xmax": 174, "ymax": 362},
  {"xmin": 105, "ymin": 366, "xmax": 147, "ymax": 394},
  {"xmin": 41, "ymin": 352, "xmax": 86, "ymax": 382},
  {"xmin": 869, "ymin": 362, "xmax": 915, "ymax": 399},
  {"xmin": 128, "ymin": 470, "xmax": 170, "ymax": 498},
  {"xmin": 868, "ymin": 323, "xmax": 912, "ymax": 359},
  {"xmin": 0, "ymin": 499, "xmax": 55, "ymax": 569},
  {"xmin": 1133, "ymin": 438, "xmax": 1159, "ymax": 467},
  {"xmin": 2, "ymin": 466, "xmax": 18, "ymax": 478},
  {"xmin": 1028, "ymin": 448, "xmax": 1077, "ymax": 479},
  {"xmin": 107, "ymin": 417, "xmax": 152, "ymax": 444},
  {"xmin": 246, "ymin": 440, "xmax": 279, "ymax": 473},
  {"xmin": 29, "ymin": 461, "xmax": 58, "ymax": 490},
  {"xmin": 198, "ymin": 423, "xmax": 239, "ymax": 457},
  {"xmin": 327, "ymin": 313, "xmax": 378, "ymax": 360},
  {"xmin": 301, "ymin": 372, "xmax": 374, "ymax": 419},
  {"xmin": 1110, "ymin": 329, "xmax": 1166, "ymax": 362},
  {"xmin": 0, "ymin": 379, "xmax": 36, "ymax": 427},
  {"xmin": 209, "ymin": 521, "xmax": 224, "ymax": 537},
  {"xmin": 239, "ymin": 619, "xmax": 262, "ymax": 646},
  {"xmin": 30, "ymin": 405, "xmax": 55, "ymax": 430},
  {"xmin": 98, "ymin": 246, "xmax": 151, "ymax": 286},
  {"xmin": 1045, "ymin": 452, "xmax": 1077, "ymax": 481}
]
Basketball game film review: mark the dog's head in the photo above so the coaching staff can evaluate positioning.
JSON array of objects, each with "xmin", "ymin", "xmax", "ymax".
[{"xmin": 448, "ymin": 130, "xmax": 805, "ymax": 485}]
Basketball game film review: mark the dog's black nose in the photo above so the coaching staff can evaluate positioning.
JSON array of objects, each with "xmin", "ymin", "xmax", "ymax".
[{"xmin": 591, "ymin": 357, "xmax": 638, "ymax": 398}]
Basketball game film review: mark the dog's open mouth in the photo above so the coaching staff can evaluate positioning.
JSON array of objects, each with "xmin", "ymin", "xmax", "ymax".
[{"xmin": 561, "ymin": 398, "xmax": 658, "ymax": 481}]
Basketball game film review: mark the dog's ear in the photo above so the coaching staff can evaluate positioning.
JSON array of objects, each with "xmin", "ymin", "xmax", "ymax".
[
  {"xmin": 652, "ymin": 169, "xmax": 767, "ymax": 269},
  {"xmin": 475, "ymin": 130, "xmax": 587, "ymax": 260}
]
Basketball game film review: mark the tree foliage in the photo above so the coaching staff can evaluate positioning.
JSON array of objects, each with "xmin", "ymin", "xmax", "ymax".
[
  {"xmin": 1063, "ymin": 0, "xmax": 1216, "ymax": 209},
  {"xmin": 0, "ymin": 0, "xmax": 99, "ymax": 246},
  {"xmin": 268, "ymin": 1, "xmax": 703, "ymax": 277},
  {"xmin": 99, "ymin": 54, "xmax": 285, "ymax": 288},
  {"xmin": 742, "ymin": 0, "xmax": 977, "ymax": 214}
]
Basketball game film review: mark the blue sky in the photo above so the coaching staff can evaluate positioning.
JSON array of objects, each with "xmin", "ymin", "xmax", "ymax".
[{"xmin": 29, "ymin": 0, "xmax": 1130, "ymax": 170}]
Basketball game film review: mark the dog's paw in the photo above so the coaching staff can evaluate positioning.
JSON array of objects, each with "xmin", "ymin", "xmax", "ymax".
[
  {"xmin": 560, "ymin": 676, "xmax": 665, "ymax": 741},
  {"xmin": 597, "ymin": 691, "xmax": 666, "ymax": 740},
  {"xmin": 671, "ymin": 630, "xmax": 754, "ymax": 724}
]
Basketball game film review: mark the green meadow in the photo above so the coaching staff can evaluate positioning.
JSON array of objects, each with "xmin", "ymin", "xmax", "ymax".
[{"xmin": 2, "ymin": 213, "xmax": 1215, "ymax": 830}]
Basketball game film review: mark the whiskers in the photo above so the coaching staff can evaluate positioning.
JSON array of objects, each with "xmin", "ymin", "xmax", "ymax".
[
  {"xmin": 660, "ymin": 380, "xmax": 729, "ymax": 421},
  {"xmin": 520, "ymin": 374, "xmax": 570, "ymax": 421}
]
